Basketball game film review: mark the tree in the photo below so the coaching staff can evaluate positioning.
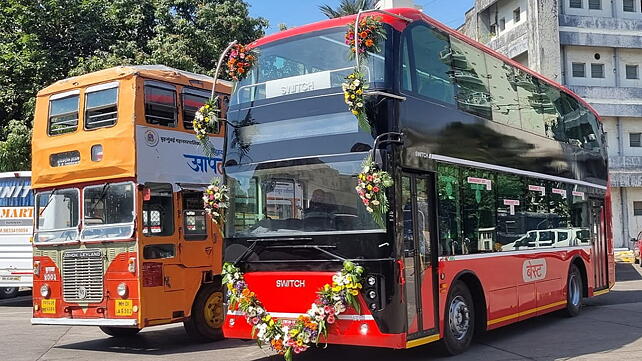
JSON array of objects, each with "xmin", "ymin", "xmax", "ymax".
[
  {"xmin": 319, "ymin": 0, "xmax": 377, "ymax": 19},
  {"xmin": 0, "ymin": 0, "xmax": 268, "ymax": 172}
]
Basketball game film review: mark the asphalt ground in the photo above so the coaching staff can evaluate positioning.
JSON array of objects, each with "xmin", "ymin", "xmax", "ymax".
[{"xmin": 1, "ymin": 263, "xmax": 642, "ymax": 361}]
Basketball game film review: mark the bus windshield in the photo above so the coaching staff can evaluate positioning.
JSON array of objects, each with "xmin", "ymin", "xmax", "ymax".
[
  {"xmin": 225, "ymin": 153, "xmax": 384, "ymax": 238},
  {"xmin": 35, "ymin": 188, "xmax": 80, "ymax": 243},
  {"xmin": 81, "ymin": 182, "xmax": 135, "ymax": 240},
  {"xmin": 232, "ymin": 27, "xmax": 387, "ymax": 105}
]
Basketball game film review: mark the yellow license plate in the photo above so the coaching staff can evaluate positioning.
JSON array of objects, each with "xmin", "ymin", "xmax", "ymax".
[
  {"xmin": 115, "ymin": 299, "xmax": 133, "ymax": 316},
  {"xmin": 41, "ymin": 299, "xmax": 56, "ymax": 314}
]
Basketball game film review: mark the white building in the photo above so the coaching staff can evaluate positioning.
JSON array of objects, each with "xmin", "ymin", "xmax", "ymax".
[{"xmin": 460, "ymin": 0, "xmax": 642, "ymax": 248}]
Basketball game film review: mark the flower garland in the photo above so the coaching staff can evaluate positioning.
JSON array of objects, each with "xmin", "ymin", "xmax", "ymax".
[
  {"xmin": 223, "ymin": 260, "xmax": 364, "ymax": 361},
  {"xmin": 203, "ymin": 178, "xmax": 229, "ymax": 225},
  {"xmin": 342, "ymin": 16, "xmax": 386, "ymax": 131},
  {"xmin": 356, "ymin": 156, "xmax": 393, "ymax": 228},
  {"xmin": 226, "ymin": 43, "xmax": 257, "ymax": 81},
  {"xmin": 193, "ymin": 97, "xmax": 220, "ymax": 153},
  {"xmin": 345, "ymin": 16, "xmax": 387, "ymax": 58},
  {"xmin": 342, "ymin": 71, "xmax": 369, "ymax": 132}
]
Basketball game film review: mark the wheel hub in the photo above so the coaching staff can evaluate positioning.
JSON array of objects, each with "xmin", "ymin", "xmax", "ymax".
[
  {"xmin": 448, "ymin": 295, "xmax": 470, "ymax": 341},
  {"xmin": 204, "ymin": 291, "xmax": 224, "ymax": 329},
  {"xmin": 569, "ymin": 274, "xmax": 580, "ymax": 306}
]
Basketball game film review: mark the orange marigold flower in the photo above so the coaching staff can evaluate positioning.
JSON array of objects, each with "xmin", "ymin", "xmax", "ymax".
[
  {"xmin": 241, "ymin": 288, "xmax": 250, "ymax": 297},
  {"xmin": 237, "ymin": 67, "xmax": 245, "ymax": 74},
  {"xmin": 365, "ymin": 39, "xmax": 374, "ymax": 47},
  {"xmin": 359, "ymin": 31, "xmax": 368, "ymax": 38}
]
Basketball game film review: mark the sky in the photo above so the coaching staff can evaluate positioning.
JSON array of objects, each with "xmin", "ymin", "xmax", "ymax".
[{"xmin": 246, "ymin": 0, "xmax": 475, "ymax": 35}]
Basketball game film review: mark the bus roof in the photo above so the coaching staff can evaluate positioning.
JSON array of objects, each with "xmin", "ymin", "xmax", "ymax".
[
  {"xmin": 250, "ymin": 8, "xmax": 600, "ymax": 121},
  {"xmin": 37, "ymin": 65, "xmax": 232, "ymax": 97}
]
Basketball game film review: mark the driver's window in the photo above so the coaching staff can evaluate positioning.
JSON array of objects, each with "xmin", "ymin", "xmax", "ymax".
[
  {"xmin": 182, "ymin": 191, "xmax": 207, "ymax": 240},
  {"xmin": 142, "ymin": 183, "xmax": 174, "ymax": 236}
]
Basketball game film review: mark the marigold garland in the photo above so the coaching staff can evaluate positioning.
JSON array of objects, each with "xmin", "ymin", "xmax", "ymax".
[
  {"xmin": 193, "ymin": 97, "xmax": 220, "ymax": 153},
  {"xmin": 226, "ymin": 43, "xmax": 257, "ymax": 81},
  {"xmin": 342, "ymin": 71, "xmax": 369, "ymax": 132},
  {"xmin": 203, "ymin": 178, "xmax": 229, "ymax": 225},
  {"xmin": 356, "ymin": 156, "xmax": 393, "ymax": 228},
  {"xmin": 345, "ymin": 16, "xmax": 386, "ymax": 58},
  {"xmin": 223, "ymin": 261, "xmax": 364, "ymax": 361}
]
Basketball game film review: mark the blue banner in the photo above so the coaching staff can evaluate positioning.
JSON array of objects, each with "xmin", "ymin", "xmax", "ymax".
[{"xmin": 0, "ymin": 177, "xmax": 33, "ymax": 207}]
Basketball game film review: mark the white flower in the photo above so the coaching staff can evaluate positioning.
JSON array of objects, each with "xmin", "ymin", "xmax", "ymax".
[
  {"xmin": 356, "ymin": 102, "xmax": 363, "ymax": 108},
  {"xmin": 366, "ymin": 207, "xmax": 373, "ymax": 212},
  {"xmin": 372, "ymin": 200, "xmax": 380, "ymax": 206},
  {"xmin": 354, "ymin": 79, "xmax": 361, "ymax": 86}
]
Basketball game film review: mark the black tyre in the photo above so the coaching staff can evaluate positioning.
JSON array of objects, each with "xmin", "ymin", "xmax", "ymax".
[
  {"xmin": 441, "ymin": 281, "xmax": 475, "ymax": 355},
  {"xmin": 99, "ymin": 326, "xmax": 141, "ymax": 337},
  {"xmin": 564, "ymin": 264, "xmax": 583, "ymax": 317},
  {"xmin": 0, "ymin": 287, "xmax": 19, "ymax": 299},
  {"xmin": 183, "ymin": 283, "xmax": 224, "ymax": 342}
]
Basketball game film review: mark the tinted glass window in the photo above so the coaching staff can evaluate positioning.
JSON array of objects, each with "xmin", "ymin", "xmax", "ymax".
[
  {"xmin": 406, "ymin": 25, "xmax": 455, "ymax": 104},
  {"xmin": 486, "ymin": 56, "xmax": 520, "ymax": 128},
  {"xmin": 496, "ymin": 173, "xmax": 525, "ymax": 250},
  {"xmin": 85, "ymin": 86, "xmax": 118, "ymax": 129},
  {"xmin": 183, "ymin": 90, "xmax": 211, "ymax": 131},
  {"xmin": 437, "ymin": 163, "xmax": 462, "ymax": 256},
  {"xmin": 515, "ymin": 70, "xmax": 546, "ymax": 136},
  {"xmin": 145, "ymin": 85, "xmax": 177, "ymax": 127},
  {"xmin": 142, "ymin": 183, "xmax": 174, "ymax": 236},
  {"xmin": 450, "ymin": 36, "xmax": 492, "ymax": 119},
  {"xmin": 49, "ymin": 94, "xmax": 79, "ymax": 135},
  {"xmin": 461, "ymin": 168, "xmax": 496, "ymax": 254},
  {"xmin": 183, "ymin": 191, "xmax": 207, "ymax": 240}
]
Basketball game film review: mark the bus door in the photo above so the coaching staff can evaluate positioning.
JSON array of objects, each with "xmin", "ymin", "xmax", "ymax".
[
  {"xmin": 590, "ymin": 199, "xmax": 609, "ymax": 290},
  {"xmin": 178, "ymin": 191, "xmax": 215, "ymax": 267},
  {"xmin": 401, "ymin": 173, "xmax": 437, "ymax": 336}
]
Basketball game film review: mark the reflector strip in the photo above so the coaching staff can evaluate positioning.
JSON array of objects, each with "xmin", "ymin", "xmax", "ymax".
[
  {"xmin": 406, "ymin": 333, "xmax": 440, "ymax": 348},
  {"xmin": 487, "ymin": 300, "xmax": 567, "ymax": 326}
]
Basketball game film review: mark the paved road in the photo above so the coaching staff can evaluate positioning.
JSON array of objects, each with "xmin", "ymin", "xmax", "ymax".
[{"xmin": 2, "ymin": 263, "xmax": 642, "ymax": 361}]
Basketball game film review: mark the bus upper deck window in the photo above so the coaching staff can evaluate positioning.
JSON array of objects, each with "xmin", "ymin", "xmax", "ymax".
[
  {"xmin": 182, "ymin": 88, "xmax": 213, "ymax": 131},
  {"xmin": 144, "ymin": 82, "xmax": 177, "ymax": 127},
  {"xmin": 48, "ymin": 91, "xmax": 79, "ymax": 136},
  {"xmin": 85, "ymin": 82, "xmax": 118, "ymax": 129}
]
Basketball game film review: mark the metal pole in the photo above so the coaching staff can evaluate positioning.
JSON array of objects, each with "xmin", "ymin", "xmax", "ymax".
[
  {"xmin": 354, "ymin": 10, "xmax": 362, "ymax": 71},
  {"xmin": 211, "ymin": 40, "xmax": 239, "ymax": 101}
]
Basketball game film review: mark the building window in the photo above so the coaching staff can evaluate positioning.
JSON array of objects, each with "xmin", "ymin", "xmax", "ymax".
[
  {"xmin": 591, "ymin": 63, "xmax": 605, "ymax": 78},
  {"xmin": 570, "ymin": 0, "xmax": 582, "ymax": 8},
  {"xmin": 499, "ymin": 18, "xmax": 506, "ymax": 32},
  {"xmin": 589, "ymin": 0, "xmax": 601, "ymax": 9},
  {"xmin": 634, "ymin": 201, "xmax": 642, "ymax": 216},
  {"xmin": 513, "ymin": 8, "xmax": 521, "ymax": 22},
  {"xmin": 626, "ymin": 64, "xmax": 639, "ymax": 79},
  {"xmin": 572, "ymin": 62, "xmax": 586, "ymax": 77},
  {"xmin": 630, "ymin": 132, "xmax": 641, "ymax": 147},
  {"xmin": 623, "ymin": 0, "xmax": 635, "ymax": 12}
]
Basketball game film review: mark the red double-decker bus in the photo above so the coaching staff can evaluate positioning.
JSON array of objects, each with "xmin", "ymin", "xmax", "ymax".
[{"xmin": 221, "ymin": 7, "xmax": 614, "ymax": 355}]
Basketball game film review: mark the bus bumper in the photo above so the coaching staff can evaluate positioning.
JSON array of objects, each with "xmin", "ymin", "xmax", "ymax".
[
  {"xmin": 224, "ymin": 312, "xmax": 406, "ymax": 349},
  {"xmin": 31, "ymin": 317, "xmax": 138, "ymax": 327}
]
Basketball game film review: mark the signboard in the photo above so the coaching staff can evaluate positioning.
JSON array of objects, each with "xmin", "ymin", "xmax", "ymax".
[
  {"xmin": 0, "ymin": 176, "xmax": 33, "ymax": 235},
  {"xmin": 265, "ymin": 71, "xmax": 332, "ymax": 99},
  {"xmin": 0, "ymin": 207, "xmax": 33, "ymax": 235},
  {"xmin": 136, "ymin": 126, "xmax": 224, "ymax": 188},
  {"xmin": 50, "ymin": 151, "xmax": 80, "ymax": 167}
]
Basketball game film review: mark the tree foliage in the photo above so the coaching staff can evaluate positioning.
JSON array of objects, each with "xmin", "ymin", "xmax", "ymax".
[
  {"xmin": 0, "ymin": 0, "xmax": 268, "ymax": 172},
  {"xmin": 319, "ymin": 0, "xmax": 377, "ymax": 19}
]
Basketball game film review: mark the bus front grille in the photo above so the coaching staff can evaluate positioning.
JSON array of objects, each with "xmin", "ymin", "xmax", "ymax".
[{"xmin": 62, "ymin": 249, "xmax": 104, "ymax": 303}]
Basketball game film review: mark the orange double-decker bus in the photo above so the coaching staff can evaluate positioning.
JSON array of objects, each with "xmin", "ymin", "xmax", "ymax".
[{"xmin": 30, "ymin": 65, "xmax": 230, "ymax": 340}]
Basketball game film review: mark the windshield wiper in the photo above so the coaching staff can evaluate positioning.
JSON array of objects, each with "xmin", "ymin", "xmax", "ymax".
[
  {"xmin": 39, "ymin": 189, "xmax": 58, "ymax": 215},
  {"xmin": 88, "ymin": 183, "xmax": 111, "ymax": 216},
  {"xmin": 233, "ymin": 237, "xmax": 314, "ymax": 264}
]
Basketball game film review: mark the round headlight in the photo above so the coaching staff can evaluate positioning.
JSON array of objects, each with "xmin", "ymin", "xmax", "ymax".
[
  {"xmin": 367, "ymin": 276, "xmax": 377, "ymax": 286},
  {"xmin": 117, "ymin": 283, "xmax": 128, "ymax": 298},
  {"xmin": 40, "ymin": 284, "xmax": 50, "ymax": 298}
]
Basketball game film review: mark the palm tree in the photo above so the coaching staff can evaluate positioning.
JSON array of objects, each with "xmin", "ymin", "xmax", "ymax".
[{"xmin": 319, "ymin": 0, "xmax": 378, "ymax": 19}]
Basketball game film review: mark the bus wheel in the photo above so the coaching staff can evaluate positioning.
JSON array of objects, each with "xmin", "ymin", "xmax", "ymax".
[
  {"xmin": 564, "ymin": 264, "xmax": 583, "ymax": 317},
  {"xmin": 0, "ymin": 287, "xmax": 19, "ymax": 299},
  {"xmin": 184, "ymin": 283, "xmax": 224, "ymax": 342},
  {"xmin": 99, "ymin": 326, "xmax": 141, "ymax": 337},
  {"xmin": 441, "ymin": 281, "xmax": 475, "ymax": 355}
]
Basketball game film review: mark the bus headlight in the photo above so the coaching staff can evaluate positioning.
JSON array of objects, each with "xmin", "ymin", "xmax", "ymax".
[
  {"xmin": 367, "ymin": 276, "xmax": 377, "ymax": 286},
  {"xmin": 117, "ymin": 283, "xmax": 128, "ymax": 298},
  {"xmin": 367, "ymin": 290, "xmax": 377, "ymax": 299},
  {"xmin": 40, "ymin": 284, "xmax": 50, "ymax": 298}
]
